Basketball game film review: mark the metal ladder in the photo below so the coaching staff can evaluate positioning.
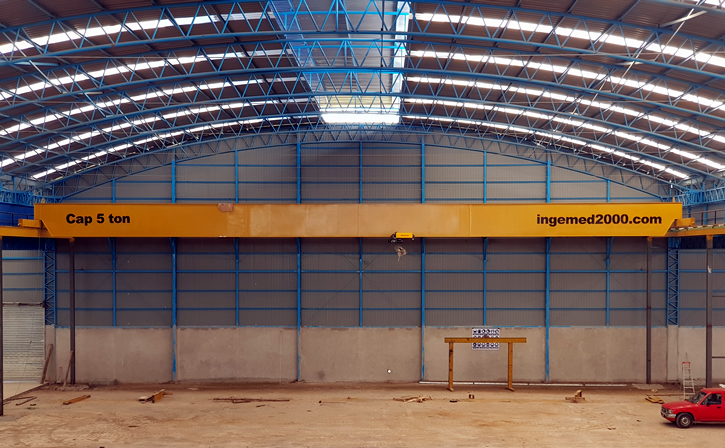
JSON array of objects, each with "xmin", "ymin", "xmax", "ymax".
[{"xmin": 682, "ymin": 361, "xmax": 696, "ymax": 399}]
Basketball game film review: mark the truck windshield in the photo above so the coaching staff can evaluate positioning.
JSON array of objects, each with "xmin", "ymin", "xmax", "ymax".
[{"xmin": 687, "ymin": 392, "xmax": 706, "ymax": 404}]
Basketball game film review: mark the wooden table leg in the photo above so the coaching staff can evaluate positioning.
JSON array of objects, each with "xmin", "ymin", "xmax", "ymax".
[
  {"xmin": 448, "ymin": 342, "xmax": 454, "ymax": 391},
  {"xmin": 507, "ymin": 342, "xmax": 514, "ymax": 392}
]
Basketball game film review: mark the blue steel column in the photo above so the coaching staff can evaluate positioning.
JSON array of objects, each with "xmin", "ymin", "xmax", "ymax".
[
  {"xmin": 546, "ymin": 160, "xmax": 551, "ymax": 203},
  {"xmin": 421, "ymin": 237, "xmax": 426, "ymax": 381},
  {"xmin": 421, "ymin": 142, "xmax": 425, "ymax": 204},
  {"xmin": 545, "ymin": 237, "xmax": 551, "ymax": 382},
  {"xmin": 359, "ymin": 141, "xmax": 363, "ymax": 204},
  {"xmin": 43, "ymin": 239, "xmax": 56, "ymax": 325},
  {"xmin": 667, "ymin": 238, "xmax": 680, "ymax": 326},
  {"xmin": 359, "ymin": 238, "xmax": 363, "ymax": 327},
  {"xmin": 171, "ymin": 158, "xmax": 176, "ymax": 204},
  {"xmin": 606, "ymin": 237, "xmax": 613, "ymax": 326},
  {"xmin": 607, "ymin": 180, "xmax": 611, "ymax": 202},
  {"xmin": 483, "ymin": 237, "xmax": 488, "ymax": 326},
  {"xmin": 296, "ymin": 237, "xmax": 301, "ymax": 382},
  {"xmin": 234, "ymin": 151, "xmax": 239, "ymax": 204},
  {"xmin": 110, "ymin": 238, "xmax": 117, "ymax": 327},
  {"xmin": 170, "ymin": 237, "xmax": 177, "ymax": 381},
  {"xmin": 234, "ymin": 238, "xmax": 239, "ymax": 326},
  {"xmin": 296, "ymin": 142, "xmax": 301, "ymax": 204},
  {"xmin": 483, "ymin": 152, "xmax": 487, "ymax": 203},
  {"xmin": 112, "ymin": 179, "xmax": 116, "ymax": 203}
]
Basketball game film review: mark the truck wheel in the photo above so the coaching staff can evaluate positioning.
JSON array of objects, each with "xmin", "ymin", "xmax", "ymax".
[{"xmin": 676, "ymin": 413, "xmax": 693, "ymax": 428}]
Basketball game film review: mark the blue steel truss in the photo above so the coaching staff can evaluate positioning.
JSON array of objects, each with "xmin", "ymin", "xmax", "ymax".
[
  {"xmin": 1, "ymin": 0, "xmax": 725, "ymax": 199},
  {"xmin": 44, "ymin": 238, "xmax": 56, "ymax": 325},
  {"xmin": 667, "ymin": 237, "xmax": 680, "ymax": 326}
]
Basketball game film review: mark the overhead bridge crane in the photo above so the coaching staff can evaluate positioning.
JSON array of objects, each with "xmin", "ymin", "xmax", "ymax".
[{"xmin": 0, "ymin": 202, "xmax": 721, "ymax": 416}]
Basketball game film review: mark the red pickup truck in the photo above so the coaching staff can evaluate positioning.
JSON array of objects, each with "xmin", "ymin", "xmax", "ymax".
[{"xmin": 661, "ymin": 388, "xmax": 725, "ymax": 428}]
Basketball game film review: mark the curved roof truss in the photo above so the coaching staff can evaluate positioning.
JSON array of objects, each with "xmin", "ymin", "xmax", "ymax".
[{"xmin": 1, "ymin": 0, "xmax": 725, "ymax": 198}]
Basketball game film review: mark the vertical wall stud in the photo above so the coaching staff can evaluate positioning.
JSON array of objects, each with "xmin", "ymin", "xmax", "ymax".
[
  {"xmin": 483, "ymin": 152, "xmax": 487, "ymax": 203},
  {"xmin": 234, "ymin": 238, "xmax": 239, "ymax": 327},
  {"xmin": 606, "ymin": 237, "xmax": 613, "ymax": 326},
  {"xmin": 706, "ymin": 234, "xmax": 713, "ymax": 388},
  {"xmin": 296, "ymin": 237, "xmax": 302, "ymax": 382},
  {"xmin": 170, "ymin": 237, "xmax": 177, "ymax": 381},
  {"xmin": 646, "ymin": 236, "xmax": 652, "ymax": 384},
  {"xmin": 171, "ymin": 158, "xmax": 176, "ymax": 204},
  {"xmin": 234, "ymin": 150, "xmax": 239, "ymax": 204},
  {"xmin": 359, "ymin": 238, "xmax": 363, "ymax": 327},
  {"xmin": 110, "ymin": 238, "xmax": 117, "ymax": 327},
  {"xmin": 421, "ymin": 142, "xmax": 426, "ymax": 204},
  {"xmin": 546, "ymin": 159, "xmax": 551, "ymax": 203},
  {"xmin": 421, "ymin": 237, "xmax": 426, "ymax": 381},
  {"xmin": 359, "ymin": 141, "xmax": 363, "ymax": 204},
  {"xmin": 69, "ymin": 238, "xmax": 76, "ymax": 385},
  {"xmin": 296, "ymin": 142, "xmax": 301, "ymax": 204},
  {"xmin": 483, "ymin": 237, "xmax": 488, "ymax": 326},
  {"xmin": 545, "ymin": 237, "xmax": 551, "ymax": 382}
]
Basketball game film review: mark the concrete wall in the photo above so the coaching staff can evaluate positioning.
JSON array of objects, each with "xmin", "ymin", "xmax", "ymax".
[
  {"xmin": 43, "ymin": 326, "xmax": 725, "ymax": 384},
  {"xmin": 177, "ymin": 327, "xmax": 296, "ymax": 382}
]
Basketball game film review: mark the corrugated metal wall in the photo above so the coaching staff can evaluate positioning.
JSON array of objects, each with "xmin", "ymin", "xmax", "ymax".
[
  {"xmin": 46, "ymin": 236, "xmax": 683, "ymax": 328},
  {"xmin": 2, "ymin": 249, "xmax": 45, "ymax": 381},
  {"xmin": 65, "ymin": 141, "xmax": 662, "ymax": 204}
]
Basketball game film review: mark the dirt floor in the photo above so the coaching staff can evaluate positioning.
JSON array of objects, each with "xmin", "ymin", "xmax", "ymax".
[{"xmin": 0, "ymin": 382, "xmax": 721, "ymax": 447}]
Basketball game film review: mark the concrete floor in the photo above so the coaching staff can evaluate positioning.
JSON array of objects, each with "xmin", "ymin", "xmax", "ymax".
[
  {"xmin": 2, "ymin": 382, "xmax": 42, "ymax": 401},
  {"xmin": 0, "ymin": 383, "xmax": 719, "ymax": 447}
]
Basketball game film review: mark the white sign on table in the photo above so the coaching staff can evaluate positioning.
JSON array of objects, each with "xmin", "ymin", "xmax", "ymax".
[{"xmin": 472, "ymin": 327, "xmax": 500, "ymax": 350}]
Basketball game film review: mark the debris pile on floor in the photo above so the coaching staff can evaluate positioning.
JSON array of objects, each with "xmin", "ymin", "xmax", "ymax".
[
  {"xmin": 213, "ymin": 397, "xmax": 290, "ymax": 404},
  {"xmin": 645, "ymin": 395, "xmax": 664, "ymax": 404},
  {"xmin": 565, "ymin": 390, "xmax": 585, "ymax": 403},
  {"xmin": 138, "ymin": 389, "xmax": 172, "ymax": 404},
  {"xmin": 393, "ymin": 395, "xmax": 432, "ymax": 403},
  {"xmin": 2, "ymin": 396, "xmax": 36, "ymax": 406}
]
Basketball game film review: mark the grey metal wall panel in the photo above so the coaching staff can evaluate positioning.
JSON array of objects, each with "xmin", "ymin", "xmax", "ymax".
[
  {"xmin": 75, "ymin": 310, "xmax": 113, "ymax": 326},
  {"xmin": 238, "ymin": 182, "xmax": 296, "ymax": 201},
  {"xmin": 423, "ymin": 238, "xmax": 484, "ymax": 253},
  {"xmin": 553, "ymin": 237, "xmax": 605, "ymax": 254},
  {"xmin": 179, "ymin": 238, "xmax": 234, "ymax": 253},
  {"xmin": 178, "ymin": 254, "xmax": 235, "ymax": 271},
  {"xmin": 302, "ymin": 183, "xmax": 358, "ymax": 201},
  {"xmin": 239, "ymin": 310, "xmax": 296, "ymax": 326},
  {"xmin": 362, "ymin": 185, "xmax": 421, "ymax": 202},
  {"xmin": 240, "ymin": 272, "xmax": 297, "ymax": 290},
  {"xmin": 487, "ymin": 164, "xmax": 546, "ymax": 182},
  {"xmin": 609, "ymin": 310, "xmax": 647, "ymax": 326},
  {"xmin": 363, "ymin": 166, "xmax": 419, "ymax": 182},
  {"xmin": 115, "ymin": 180, "xmax": 172, "ymax": 200},
  {"xmin": 608, "ymin": 183, "xmax": 657, "ymax": 200},
  {"xmin": 487, "ymin": 291, "xmax": 544, "ymax": 309},
  {"xmin": 362, "ymin": 146, "xmax": 420, "ymax": 165},
  {"xmin": 487, "ymin": 183, "xmax": 547, "ymax": 201},
  {"xmin": 239, "ymin": 238, "xmax": 297, "ymax": 253},
  {"xmin": 425, "ymin": 255, "xmax": 483, "ymax": 272},
  {"xmin": 363, "ymin": 273, "xmax": 419, "ymax": 291},
  {"xmin": 550, "ymin": 182, "xmax": 606, "ymax": 201},
  {"xmin": 74, "ymin": 272, "xmax": 112, "ymax": 292},
  {"xmin": 550, "ymin": 273, "xmax": 606, "ymax": 290},
  {"xmin": 609, "ymin": 291, "xmax": 646, "ymax": 309},
  {"xmin": 303, "ymin": 273, "xmax": 359, "ymax": 292},
  {"xmin": 425, "ymin": 291, "xmax": 482, "ymax": 309},
  {"xmin": 680, "ymin": 250, "xmax": 706, "ymax": 270},
  {"xmin": 551, "ymin": 254, "xmax": 606, "ymax": 271},
  {"xmin": 609, "ymin": 272, "xmax": 646, "ymax": 290},
  {"xmin": 238, "ymin": 146, "xmax": 296, "ymax": 164},
  {"xmin": 551, "ymin": 310, "xmax": 606, "ymax": 326},
  {"xmin": 116, "ymin": 310, "xmax": 171, "ymax": 327},
  {"xmin": 487, "ymin": 254, "xmax": 545, "ymax": 271},
  {"xmin": 178, "ymin": 310, "xmax": 236, "ymax": 326},
  {"xmin": 550, "ymin": 292, "xmax": 606, "ymax": 308},
  {"xmin": 679, "ymin": 272, "xmax": 705, "ymax": 291},
  {"xmin": 239, "ymin": 292, "xmax": 296, "ymax": 309},
  {"xmin": 1, "ymin": 305, "xmax": 45, "ymax": 381},
  {"xmin": 303, "ymin": 291, "xmax": 357, "ymax": 310},
  {"xmin": 425, "ymin": 184, "xmax": 485, "ymax": 201},
  {"xmin": 426, "ymin": 310, "xmax": 482, "ymax": 327},
  {"xmin": 425, "ymin": 146, "xmax": 485, "ymax": 165},
  {"xmin": 117, "ymin": 254, "xmax": 171, "ymax": 271},
  {"xmin": 303, "ymin": 166, "xmax": 358, "ymax": 180},
  {"xmin": 426, "ymin": 166, "xmax": 484, "ymax": 182},
  {"xmin": 486, "ymin": 273, "xmax": 545, "ymax": 290},
  {"xmin": 239, "ymin": 254, "xmax": 296, "ymax": 272},
  {"xmin": 365, "ymin": 253, "xmax": 421, "ymax": 271},
  {"xmin": 363, "ymin": 310, "xmax": 419, "ymax": 327},
  {"xmin": 487, "ymin": 309, "xmax": 545, "ymax": 326},
  {"xmin": 489, "ymin": 238, "xmax": 546, "ymax": 253},
  {"xmin": 425, "ymin": 272, "xmax": 484, "ymax": 291},
  {"xmin": 177, "ymin": 292, "xmax": 236, "ymax": 308},
  {"xmin": 65, "ymin": 183, "xmax": 113, "ymax": 202},
  {"xmin": 239, "ymin": 165, "xmax": 296, "ymax": 182},
  {"xmin": 178, "ymin": 273, "xmax": 235, "ymax": 290},
  {"xmin": 302, "ymin": 309, "xmax": 357, "ymax": 327},
  {"xmin": 177, "ymin": 165, "xmax": 234, "ymax": 182},
  {"xmin": 177, "ymin": 183, "xmax": 235, "ymax": 201},
  {"xmin": 115, "ymin": 290, "xmax": 171, "ymax": 310}
]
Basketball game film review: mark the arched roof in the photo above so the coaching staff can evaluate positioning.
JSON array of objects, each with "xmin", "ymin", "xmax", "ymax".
[{"xmin": 2, "ymin": 0, "xmax": 725, "ymax": 200}]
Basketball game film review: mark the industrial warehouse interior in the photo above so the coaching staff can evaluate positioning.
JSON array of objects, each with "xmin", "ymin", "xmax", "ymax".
[{"xmin": 1, "ymin": 0, "xmax": 725, "ymax": 446}]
